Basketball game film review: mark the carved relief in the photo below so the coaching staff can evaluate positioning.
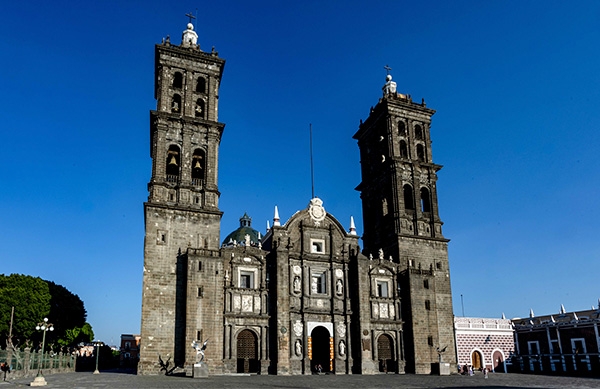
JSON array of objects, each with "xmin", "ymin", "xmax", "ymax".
[
  {"xmin": 336, "ymin": 323, "xmax": 346, "ymax": 338},
  {"xmin": 380, "ymin": 303, "xmax": 389, "ymax": 318},
  {"xmin": 233, "ymin": 295, "xmax": 241, "ymax": 310},
  {"xmin": 242, "ymin": 295, "xmax": 253, "ymax": 312},
  {"xmin": 293, "ymin": 320, "xmax": 303, "ymax": 337}
]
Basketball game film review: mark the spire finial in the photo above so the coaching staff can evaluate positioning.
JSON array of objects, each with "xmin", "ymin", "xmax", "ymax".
[
  {"xmin": 384, "ymin": 64, "xmax": 392, "ymax": 76},
  {"xmin": 349, "ymin": 216, "xmax": 357, "ymax": 235},
  {"xmin": 529, "ymin": 308, "xmax": 535, "ymax": 318},
  {"xmin": 273, "ymin": 206, "xmax": 281, "ymax": 226}
]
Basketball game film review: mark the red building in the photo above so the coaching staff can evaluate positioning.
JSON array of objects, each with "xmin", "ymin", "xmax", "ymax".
[
  {"xmin": 120, "ymin": 334, "xmax": 141, "ymax": 368},
  {"xmin": 512, "ymin": 304, "xmax": 600, "ymax": 376}
]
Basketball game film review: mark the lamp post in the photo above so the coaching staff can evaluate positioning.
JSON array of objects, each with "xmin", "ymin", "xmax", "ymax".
[
  {"xmin": 30, "ymin": 317, "xmax": 54, "ymax": 387},
  {"xmin": 93, "ymin": 340, "xmax": 102, "ymax": 374}
]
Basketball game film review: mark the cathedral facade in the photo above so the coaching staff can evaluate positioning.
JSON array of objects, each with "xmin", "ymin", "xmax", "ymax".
[{"xmin": 139, "ymin": 22, "xmax": 456, "ymax": 376}]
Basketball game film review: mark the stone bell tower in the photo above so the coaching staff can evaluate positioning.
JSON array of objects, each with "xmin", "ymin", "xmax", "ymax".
[
  {"xmin": 139, "ymin": 20, "xmax": 226, "ymax": 374},
  {"xmin": 353, "ymin": 72, "xmax": 456, "ymax": 374}
]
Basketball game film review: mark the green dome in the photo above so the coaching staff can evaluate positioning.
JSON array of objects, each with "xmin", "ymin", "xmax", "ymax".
[{"xmin": 222, "ymin": 213, "xmax": 262, "ymax": 247}]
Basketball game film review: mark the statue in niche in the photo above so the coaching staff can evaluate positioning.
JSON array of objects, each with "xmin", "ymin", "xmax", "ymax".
[
  {"xmin": 339, "ymin": 340, "xmax": 346, "ymax": 356},
  {"xmin": 336, "ymin": 279, "xmax": 343, "ymax": 295},
  {"xmin": 295, "ymin": 340, "xmax": 302, "ymax": 356},
  {"xmin": 293, "ymin": 276, "xmax": 301, "ymax": 293}
]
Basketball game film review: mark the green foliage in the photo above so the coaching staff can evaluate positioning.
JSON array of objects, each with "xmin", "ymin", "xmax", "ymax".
[
  {"xmin": 0, "ymin": 274, "xmax": 92, "ymax": 349},
  {"xmin": 58, "ymin": 322, "xmax": 94, "ymax": 347},
  {"xmin": 47, "ymin": 281, "xmax": 87, "ymax": 346},
  {"xmin": 0, "ymin": 274, "xmax": 51, "ymax": 346}
]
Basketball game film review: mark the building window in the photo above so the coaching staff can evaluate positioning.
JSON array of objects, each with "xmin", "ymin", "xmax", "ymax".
[
  {"xmin": 171, "ymin": 94, "xmax": 181, "ymax": 113},
  {"xmin": 376, "ymin": 280, "xmax": 389, "ymax": 297},
  {"xmin": 311, "ymin": 272, "xmax": 326, "ymax": 294},
  {"xmin": 416, "ymin": 144, "xmax": 425, "ymax": 162},
  {"xmin": 571, "ymin": 338, "xmax": 587, "ymax": 354},
  {"xmin": 239, "ymin": 271, "xmax": 254, "ymax": 289},
  {"xmin": 311, "ymin": 239, "xmax": 325, "ymax": 254},
  {"xmin": 425, "ymin": 300, "xmax": 431, "ymax": 310},
  {"xmin": 403, "ymin": 184, "xmax": 414, "ymax": 210},
  {"xmin": 191, "ymin": 149, "xmax": 205, "ymax": 186},
  {"xmin": 157, "ymin": 230, "xmax": 166, "ymax": 245},
  {"xmin": 196, "ymin": 77, "xmax": 206, "ymax": 93},
  {"xmin": 420, "ymin": 187, "xmax": 431, "ymax": 212},
  {"xmin": 398, "ymin": 121, "xmax": 406, "ymax": 137},
  {"xmin": 198, "ymin": 261, "xmax": 203, "ymax": 271},
  {"xmin": 423, "ymin": 279, "xmax": 429, "ymax": 289},
  {"xmin": 414, "ymin": 124, "xmax": 423, "ymax": 140},
  {"xmin": 528, "ymin": 341, "xmax": 540, "ymax": 355},
  {"xmin": 400, "ymin": 140, "xmax": 408, "ymax": 158},
  {"xmin": 173, "ymin": 72, "xmax": 183, "ymax": 89},
  {"xmin": 166, "ymin": 145, "xmax": 180, "ymax": 181},
  {"xmin": 197, "ymin": 286, "xmax": 203, "ymax": 297},
  {"xmin": 195, "ymin": 99, "xmax": 205, "ymax": 118},
  {"xmin": 427, "ymin": 336, "xmax": 434, "ymax": 346}
]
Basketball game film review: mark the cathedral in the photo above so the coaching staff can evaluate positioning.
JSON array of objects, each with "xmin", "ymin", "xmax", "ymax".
[{"xmin": 139, "ymin": 21, "xmax": 456, "ymax": 376}]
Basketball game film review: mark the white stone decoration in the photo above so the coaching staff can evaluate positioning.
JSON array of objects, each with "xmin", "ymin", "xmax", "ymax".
[
  {"xmin": 316, "ymin": 299, "xmax": 324, "ymax": 308},
  {"xmin": 389, "ymin": 304, "xmax": 395, "ymax": 318},
  {"xmin": 293, "ymin": 265, "xmax": 302, "ymax": 275},
  {"xmin": 233, "ymin": 295, "xmax": 241, "ymax": 310},
  {"xmin": 254, "ymin": 296, "xmax": 261, "ymax": 312},
  {"xmin": 335, "ymin": 269, "xmax": 343, "ymax": 278},
  {"xmin": 380, "ymin": 303, "xmax": 389, "ymax": 318},
  {"xmin": 308, "ymin": 198, "xmax": 326, "ymax": 224},
  {"xmin": 373, "ymin": 302, "xmax": 379, "ymax": 317},
  {"xmin": 336, "ymin": 323, "xmax": 346, "ymax": 338},
  {"xmin": 293, "ymin": 320, "xmax": 303, "ymax": 337},
  {"xmin": 181, "ymin": 23, "xmax": 198, "ymax": 48},
  {"xmin": 242, "ymin": 295, "xmax": 253, "ymax": 312}
]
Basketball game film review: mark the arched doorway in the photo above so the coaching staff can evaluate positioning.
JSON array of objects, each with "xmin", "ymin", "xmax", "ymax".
[
  {"xmin": 471, "ymin": 350, "xmax": 483, "ymax": 369},
  {"xmin": 310, "ymin": 326, "xmax": 331, "ymax": 373},
  {"xmin": 492, "ymin": 350, "xmax": 504, "ymax": 372},
  {"xmin": 237, "ymin": 329, "xmax": 259, "ymax": 373},
  {"xmin": 377, "ymin": 334, "xmax": 396, "ymax": 373}
]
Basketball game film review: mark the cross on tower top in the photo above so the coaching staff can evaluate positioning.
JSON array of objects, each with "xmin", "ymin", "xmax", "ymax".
[
  {"xmin": 384, "ymin": 64, "xmax": 392, "ymax": 76},
  {"xmin": 185, "ymin": 12, "xmax": 196, "ymax": 23}
]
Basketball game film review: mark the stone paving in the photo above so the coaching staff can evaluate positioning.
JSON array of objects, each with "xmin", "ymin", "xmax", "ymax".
[{"xmin": 1, "ymin": 371, "xmax": 600, "ymax": 389}]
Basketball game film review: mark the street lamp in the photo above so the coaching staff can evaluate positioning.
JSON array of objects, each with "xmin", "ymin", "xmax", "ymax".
[
  {"xmin": 93, "ymin": 340, "xmax": 102, "ymax": 374},
  {"xmin": 30, "ymin": 317, "xmax": 54, "ymax": 387}
]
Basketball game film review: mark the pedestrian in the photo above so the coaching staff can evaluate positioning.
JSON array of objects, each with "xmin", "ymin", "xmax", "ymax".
[
  {"xmin": 0, "ymin": 362, "xmax": 9, "ymax": 381},
  {"xmin": 484, "ymin": 367, "xmax": 489, "ymax": 379}
]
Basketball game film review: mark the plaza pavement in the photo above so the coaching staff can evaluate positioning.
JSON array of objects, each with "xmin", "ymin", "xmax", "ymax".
[{"xmin": 1, "ymin": 371, "xmax": 600, "ymax": 389}]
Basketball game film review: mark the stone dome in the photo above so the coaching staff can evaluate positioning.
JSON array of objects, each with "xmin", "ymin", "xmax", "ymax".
[{"xmin": 222, "ymin": 213, "xmax": 262, "ymax": 247}]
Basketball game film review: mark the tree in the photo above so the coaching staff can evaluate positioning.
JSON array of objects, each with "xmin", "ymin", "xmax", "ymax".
[
  {"xmin": 47, "ymin": 281, "xmax": 87, "ymax": 346},
  {"xmin": 0, "ymin": 274, "xmax": 51, "ymax": 347},
  {"xmin": 0, "ymin": 274, "xmax": 93, "ymax": 349}
]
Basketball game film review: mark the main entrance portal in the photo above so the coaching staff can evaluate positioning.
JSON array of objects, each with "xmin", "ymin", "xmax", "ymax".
[
  {"xmin": 377, "ymin": 334, "xmax": 396, "ymax": 373},
  {"xmin": 309, "ymin": 326, "xmax": 332, "ymax": 373},
  {"xmin": 237, "ymin": 329, "xmax": 259, "ymax": 373}
]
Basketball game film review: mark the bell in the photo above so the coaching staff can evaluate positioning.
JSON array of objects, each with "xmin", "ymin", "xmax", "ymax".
[
  {"xmin": 169, "ymin": 155, "xmax": 178, "ymax": 166},
  {"xmin": 194, "ymin": 160, "xmax": 202, "ymax": 169}
]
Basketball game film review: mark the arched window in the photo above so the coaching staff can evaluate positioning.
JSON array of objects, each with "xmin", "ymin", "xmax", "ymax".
[
  {"xmin": 398, "ymin": 121, "xmax": 406, "ymax": 137},
  {"xmin": 165, "ymin": 145, "xmax": 180, "ymax": 182},
  {"xmin": 196, "ymin": 77, "xmax": 206, "ymax": 93},
  {"xmin": 171, "ymin": 94, "xmax": 181, "ymax": 113},
  {"xmin": 191, "ymin": 149, "xmax": 205, "ymax": 186},
  {"xmin": 173, "ymin": 72, "xmax": 183, "ymax": 89},
  {"xmin": 414, "ymin": 124, "xmax": 423, "ymax": 140},
  {"xmin": 417, "ymin": 144, "xmax": 425, "ymax": 162},
  {"xmin": 403, "ymin": 184, "xmax": 414, "ymax": 210},
  {"xmin": 420, "ymin": 187, "xmax": 431, "ymax": 212},
  {"xmin": 195, "ymin": 99, "xmax": 205, "ymax": 118},
  {"xmin": 400, "ymin": 140, "xmax": 408, "ymax": 158}
]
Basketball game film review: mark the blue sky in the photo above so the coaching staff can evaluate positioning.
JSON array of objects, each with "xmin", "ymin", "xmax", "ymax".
[{"xmin": 1, "ymin": 1, "xmax": 599, "ymax": 345}]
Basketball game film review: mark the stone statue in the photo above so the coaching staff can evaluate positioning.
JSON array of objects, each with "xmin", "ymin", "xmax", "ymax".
[
  {"xmin": 336, "ymin": 279, "xmax": 343, "ymax": 295},
  {"xmin": 293, "ymin": 276, "xmax": 301, "ymax": 292},
  {"xmin": 378, "ymin": 248, "xmax": 384, "ymax": 260},
  {"xmin": 295, "ymin": 340, "xmax": 302, "ymax": 356},
  {"xmin": 192, "ymin": 339, "xmax": 209, "ymax": 363},
  {"xmin": 339, "ymin": 340, "xmax": 346, "ymax": 356}
]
